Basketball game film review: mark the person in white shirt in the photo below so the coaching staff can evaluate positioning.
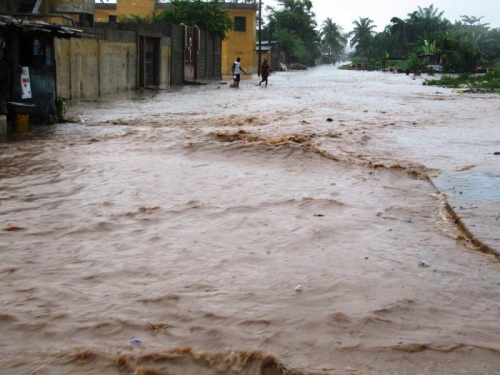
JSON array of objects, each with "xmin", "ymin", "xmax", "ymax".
[{"xmin": 231, "ymin": 57, "xmax": 247, "ymax": 87}]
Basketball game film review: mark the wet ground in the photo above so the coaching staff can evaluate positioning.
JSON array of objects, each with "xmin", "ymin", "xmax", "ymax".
[{"xmin": 0, "ymin": 66, "xmax": 499, "ymax": 375}]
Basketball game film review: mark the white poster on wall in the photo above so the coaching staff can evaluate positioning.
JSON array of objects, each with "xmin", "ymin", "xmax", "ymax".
[{"xmin": 21, "ymin": 67, "xmax": 32, "ymax": 99}]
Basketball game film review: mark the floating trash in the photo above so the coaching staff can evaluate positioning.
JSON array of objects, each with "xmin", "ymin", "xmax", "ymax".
[
  {"xmin": 418, "ymin": 260, "xmax": 430, "ymax": 267},
  {"xmin": 131, "ymin": 337, "xmax": 143, "ymax": 345}
]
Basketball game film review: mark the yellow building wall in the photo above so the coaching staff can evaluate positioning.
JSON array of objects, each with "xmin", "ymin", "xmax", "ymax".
[
  {"xmin": 94, "ymin": 7, "xmax": 117, "ymax": 23},
  {"xmin": 96, "ymin": 1, "xmax": 158, "ymax": 22},
  {"xmin": 117, "ymin": 0, "xmax": 156, "ymax": 18},
  {"xmin": 222, "ymin": 7, "xmax": 257, "ymax": 75}
]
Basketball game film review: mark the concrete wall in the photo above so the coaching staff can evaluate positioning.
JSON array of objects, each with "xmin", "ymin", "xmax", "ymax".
[
  {"xmin": 170, "ymin": 24, "xmax": 183, "ymax": 85},
  {"xmin": 69, "ymin": 38, "xmax": 99, "ymax": 99},
  {"xmin": 205, "ymin": 31, "xmax": 214, "ymax": 80},
  {"xmin": 101, "ymin": 29, "xmax": 137, "ymax": 95},
  {"xmin": 214, "ymin": 36, "xmax": 222, "ymax": 79},
  {"xmin": 99, "ymin": 41, "xmax": 137, "ymax": 95},
  {"xmin": 160, "ymin": 37, "xmax": 171, "ymax": 88},
  {"xmin": 55, "ymin": 22, "xmax": 216, "ymax": 96},
  {"xmin": 198, "ymin": 29, "xmax": 207, "ymax": 79},
  {"xmin": 54, "ymin": 38, "xmax": 71, "ymax": 99},
  {"xmin": 55, "ymin": 30, "xmax": 140, "ymax": 100},
  {"xmin": 50, "ymin": 0, "xmax": 95, "ymax": 14}
]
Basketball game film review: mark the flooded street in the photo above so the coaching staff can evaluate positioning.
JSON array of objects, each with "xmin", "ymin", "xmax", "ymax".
[{"xmin": 1, "ymin": 66, "xmax": 499, "ymax": 374}]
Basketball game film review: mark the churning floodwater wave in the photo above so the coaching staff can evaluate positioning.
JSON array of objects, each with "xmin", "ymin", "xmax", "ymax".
[{"xmin": 1, "ymin": 66, "xmax": 499, "ymax": 375}]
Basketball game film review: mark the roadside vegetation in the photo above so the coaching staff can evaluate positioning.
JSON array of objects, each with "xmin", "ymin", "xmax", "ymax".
[
  {"xmin": 271, "ymin": 2, "xmax": 500, "ymax": 72},
  {"xmin": 264, "ymin": 0, "xmax": 321, "ymax": 66},
  {"xmin": 342, "ymin": 5, "xmax": 500, "ymax": 74},
  {"xmin": 424, "ymin": 67, "xmax": 500, "ymax": 91}
]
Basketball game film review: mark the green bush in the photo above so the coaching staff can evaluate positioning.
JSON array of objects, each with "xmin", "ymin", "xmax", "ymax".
[
  {"xmin": 424, "ymin": 67, "xmax": 500, "ymax": 89},
  {"xmin": 56, "ymin": 97, "xmax": 65, "ymax": 123}
]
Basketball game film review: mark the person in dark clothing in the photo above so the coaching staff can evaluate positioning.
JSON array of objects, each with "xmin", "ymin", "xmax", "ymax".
[
  {"xmin": 259, "ymin": 58, "xmax": 270, "ymax": 86},
  {"xmin": 0, "ymin": 49, "xmax": 10, "ymax": 115}
]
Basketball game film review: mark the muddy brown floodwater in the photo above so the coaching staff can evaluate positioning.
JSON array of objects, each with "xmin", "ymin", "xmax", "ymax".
[{"xmin": 1, "ymin": 66, "xmax": 499, "ymax": 375}]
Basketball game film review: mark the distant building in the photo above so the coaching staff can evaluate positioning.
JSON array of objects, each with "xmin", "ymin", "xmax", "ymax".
[
  {"xmin": 255, "ymin": 40, "xmax": 280, "ymax": 72},
  {"xmin": 220, "ymin": 1, "xmax": 257, "ymax": 75},
  {"xmin": 94, "ymin": 0, "xmax": 258, "ymax": 74},
  {"xmin": 0, "ymin": 0, "xmax": 95, "ymax": 27}
]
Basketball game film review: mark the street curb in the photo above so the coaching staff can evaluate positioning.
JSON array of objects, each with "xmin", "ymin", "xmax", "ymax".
[{"xmin": 427, "ymin": 176, "xmax": 500, "ymax": 259}]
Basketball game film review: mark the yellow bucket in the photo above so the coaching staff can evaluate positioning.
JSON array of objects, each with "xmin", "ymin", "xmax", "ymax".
[{"xmin": 14, "ymin": 114, "xmax": 29, "ymax": 133}]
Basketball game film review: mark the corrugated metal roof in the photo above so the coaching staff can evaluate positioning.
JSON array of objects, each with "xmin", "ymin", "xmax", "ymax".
[{"xmin": 0, "ymin": 15, "xmax": 85, "ymax": 37}]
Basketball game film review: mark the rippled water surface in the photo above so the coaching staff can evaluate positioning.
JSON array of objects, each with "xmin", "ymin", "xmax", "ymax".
[{"xmin": 1, "ymin": 66, "xmax": 499, "ymax": 375}]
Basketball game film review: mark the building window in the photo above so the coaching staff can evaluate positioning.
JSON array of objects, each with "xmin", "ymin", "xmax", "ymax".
[
  {"xmin": 109, "ymin": 15, "xmax": 117, "ymax": 23},
  {"xmin": 234, "ymin": 17, "xmax": 246, "ymax": 32},
  {"xmin": 78, "ymin": 13, "xmax": 94, "ymax": 27}
]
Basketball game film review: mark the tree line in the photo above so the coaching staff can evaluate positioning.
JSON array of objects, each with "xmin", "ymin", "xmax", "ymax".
[
  {"xmin": 347, "ymin": 4, "xmax": 500, "ymax": 73},
  {"xmin": 117, "ymin": 0, "xmax": 500, "ymax": 73},
  {"xmin": 266, "ymin": 1, "xmax": 500, "ymax": 72}
]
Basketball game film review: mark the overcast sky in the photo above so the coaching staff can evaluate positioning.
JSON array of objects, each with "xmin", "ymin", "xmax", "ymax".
[{"xmin": 264, "ymin": 0, "xmax": 500, "ymax": 32}]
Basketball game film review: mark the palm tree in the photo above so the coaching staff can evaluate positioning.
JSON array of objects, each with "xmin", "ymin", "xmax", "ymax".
[
  {"xmin": 460, "ymin": 15, "xmax": 488, "ymax": 27},
  {"xmin": 372, "ymin": 26, "xmax": 393, "ymax": 59},
  {"xmin": 349, "ymin": 17, "xmax": 377, "ymax": 57},
  {"xmin": 408, "ymin": 4, "xmax": 448, "ymax": 42},
  {"xmin": 390, "ymin": 17, "xmax": 412, "ymax": 58},
  {"xmin": 416, "ymin": 4, "xmax": 444, "ymax": 20},
  {"xmin": 320, "ymin": 18, "xmax": 347, "ymax": 64}
]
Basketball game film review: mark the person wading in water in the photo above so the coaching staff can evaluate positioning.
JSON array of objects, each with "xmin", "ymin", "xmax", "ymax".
[
  {"xmin": 259, "ymin": 58, "xmax": 270, "ymax": 86},
  {"xmin": 232, "ymin": 57, "xmax": 247, "ymax": 88}
]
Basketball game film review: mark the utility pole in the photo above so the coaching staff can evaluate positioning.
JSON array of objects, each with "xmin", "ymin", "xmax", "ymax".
[{"xmin": 258, "ymin": 0, "xmax": 262, "ymax": 76}]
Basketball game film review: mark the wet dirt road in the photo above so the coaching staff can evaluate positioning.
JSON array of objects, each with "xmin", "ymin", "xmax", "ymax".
[{"xmin": 1, "ymin": 66, "xmax": 499, "ymax": 374}]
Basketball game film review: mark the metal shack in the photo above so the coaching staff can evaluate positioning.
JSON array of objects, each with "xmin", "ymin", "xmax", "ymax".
[{"xmin": 0, "ymin": 15, "xmax": 83, "ymax": 126}]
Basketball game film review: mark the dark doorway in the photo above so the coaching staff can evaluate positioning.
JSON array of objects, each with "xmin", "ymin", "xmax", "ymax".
[
  {"xmin": 184, "ymin": 26, "xmax": 197, "ymax": 81},
  {"xmin": 140, "ymin": 37, "xmax": 160, "ymax": 87}
]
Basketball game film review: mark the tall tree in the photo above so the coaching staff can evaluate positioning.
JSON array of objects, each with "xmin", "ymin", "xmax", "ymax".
[
  {"xmin": 407, "ymin": 4, "xmax": 448, "ymax": 42},
  {"xmin": 372, "ymin": 26, "xmax": 393, "ymax": 59},
  {"xmin": 349, "ymin": 17, "xmax": 377, "ymax": 57},
  {"xmin": 320, "ymin": 18, "xmax": 346, "ymax": 64},
  {"xmin": 343, "ymin": 3, "xmax": 500, "ymax": 73},
  {"xmin": 390, "ymin": 17, "xmax": 412, "ymax": 58},
  {"xmin": 266, "ymin": 0, "xmax": 321, "ymax": 65},
  {"xmin": 460, "ymin": 15, "xmax": 488, "ymax": 27}
]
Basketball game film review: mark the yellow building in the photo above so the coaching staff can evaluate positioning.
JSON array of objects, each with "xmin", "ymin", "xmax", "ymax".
[
  {"xmin": 221, "ymin": 2, "xmax": 257, "ymax": 75},
  {"xmin": 95, "ymin": 0, "xmax": 157, "ymax": 23},
  {"xmin": 94, "ymin": 3, "xmax": 117, "ymax": 23},
  {"xmin": 94, "ymin": 0, "xmax": 258, "ymax": 74}
]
